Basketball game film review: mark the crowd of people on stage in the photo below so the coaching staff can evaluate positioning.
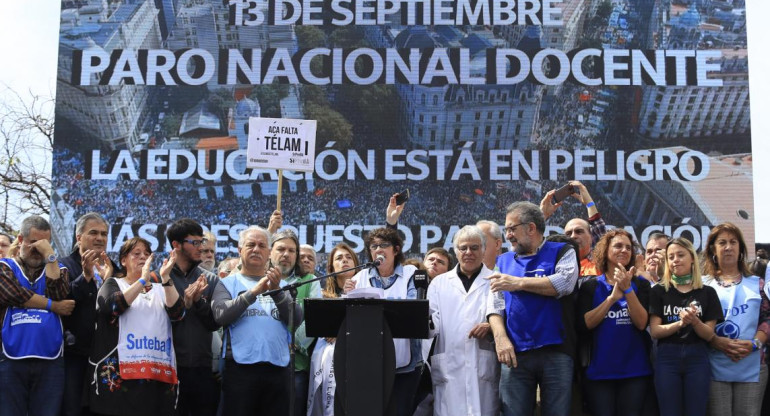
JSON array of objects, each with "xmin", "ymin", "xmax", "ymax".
[{"xmin": 1, "ymin": 180, "xmax": 770, "ymax": 416}]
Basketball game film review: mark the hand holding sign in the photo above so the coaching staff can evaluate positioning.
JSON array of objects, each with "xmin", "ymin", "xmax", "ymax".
[{"xmin": 247, "ymin": 117, "xmax": 317, "ymax": 214}]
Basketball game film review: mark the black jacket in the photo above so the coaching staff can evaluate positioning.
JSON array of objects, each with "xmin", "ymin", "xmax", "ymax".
[
  {"xmin": 59, "ymin": 247, "xmax": 121, "ymax": 357},
  {"xmin": 167, "ymin": 263, "xmax": 222, "ymax": 368}
]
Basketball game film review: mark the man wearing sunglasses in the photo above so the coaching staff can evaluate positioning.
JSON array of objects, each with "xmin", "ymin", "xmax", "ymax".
[{"xmin": 165, "ymin": 218, "xmax": 223, "ymax": 416}]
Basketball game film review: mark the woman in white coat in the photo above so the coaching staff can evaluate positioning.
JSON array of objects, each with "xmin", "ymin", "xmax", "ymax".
[{"xmin": 427, "ymin": 225, "xmax": 500, "ymax": 416}]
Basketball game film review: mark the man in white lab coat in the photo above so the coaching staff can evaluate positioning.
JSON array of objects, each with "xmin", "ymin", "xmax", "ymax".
[{"xmin": 427, "ymin": 225, "xmax": 501, "ymax": 416}]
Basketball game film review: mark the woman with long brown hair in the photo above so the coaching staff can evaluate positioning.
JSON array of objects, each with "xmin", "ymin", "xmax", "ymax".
[
  {"xmin": 702, "ymin": 222, "xmax": 769, "ymax": 416},
  {"xmin": 308, "ymin": 243, "xmax": 360, "ymax": 415},
  {"xmin": 577, "ymin": 229, "xmax": 652, "ymax": 416}
]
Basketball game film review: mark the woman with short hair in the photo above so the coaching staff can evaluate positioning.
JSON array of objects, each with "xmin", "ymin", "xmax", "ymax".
[
  {"xmin": 89, "ymin": 238, "xmax": 183, "ymax": 416},
  {"xmin": 349, "ymin": 227, "xmax": 422, "ymax": 416}
]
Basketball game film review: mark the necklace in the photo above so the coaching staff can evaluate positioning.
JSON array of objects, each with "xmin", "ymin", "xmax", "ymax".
[{"xmin": 716, "ymin": 273, "xmax": 742, "ymax": 288}]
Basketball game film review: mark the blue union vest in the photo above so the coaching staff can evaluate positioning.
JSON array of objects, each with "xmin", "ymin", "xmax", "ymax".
[
  {"xmin": 1, "ymin": 258, "xmax": 63, "ymax": 359},
  {"xmin": 221, "ymin": 273, "xmax": 290, "ymax": 366},
  {"xmin": 707, "ymin": 275, "xmax": 762, "ymax": 382},
  {"xmin": 497, "ymin": 241, "xmax": 566, "ymax": 352}
]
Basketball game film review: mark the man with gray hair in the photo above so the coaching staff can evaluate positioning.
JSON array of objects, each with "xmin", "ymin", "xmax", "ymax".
[
  {"xmin": 487, "ymin": 201, "xmax": 579, "ymax": 416},
  {"xmin": 200, "ymin": 231, "xmax": 218, "ymax": 273},
  {"xmin": 425, "ymin": 225, "xmax": 499, "ymax": 415},
  {"xmin": 0, "ymin": 215, "xmax": 75, "ymax": 416},
  {"xmin": 58, "ymin": 212, "xmax": 119, "ymax": 416},
  {"xmin": 212, "ymin": 225, "xmax": 302, "ymax": 416},
  {"xmin": 271, "ymin": 232, "xmax": 320, "ymax": 416},
  {"xmin": 476, "ymin": 220, "xmax": 504, "ymax": 270}
]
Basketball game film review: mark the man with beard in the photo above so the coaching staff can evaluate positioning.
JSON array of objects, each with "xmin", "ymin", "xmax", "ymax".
[
  {"xmin": 487, "ymin": 202, "xmax": 579, "ymax": 416},
  {"xmin": 0, "ymin": 215, "xmax": 75, "ymax": 416},
  {"xmin": 200, "ymin": 231, "xmax": 217, "ymax": 273},
  {"xmin": 272, "ymin": 233, "xmax": 320, "ymax": 416},
  {"xmin": 165, "ymin": 219, "xmax": 222, "ymax": 416},
  {"xmin": 59, "ymin": 212, "xmax": 119, "ymax": 416}
]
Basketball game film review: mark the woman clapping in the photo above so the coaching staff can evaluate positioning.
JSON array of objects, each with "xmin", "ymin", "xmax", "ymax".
[
  {"xmin": 577, "ymin": 229, "xmax": 652, "ymax": 416},
  {"xmin": 649, "ymin": 238, "xmax": 723, "ymax": 416},
  {"xmin": 89, "ymin": 238, "xmax": 183, "ymax": 416}
]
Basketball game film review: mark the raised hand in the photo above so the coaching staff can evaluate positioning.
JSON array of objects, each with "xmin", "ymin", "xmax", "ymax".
[
  {"xmin": 386, "ymin": 194, "xmax": 405, "ymax": 225},
  {"xmin": 183, "ymin": 276, "xmax": 208, "ymax": 309},
  {"xmin": 30, "ymin": 239, "xmax": 55, "ymax": 259},
  {"xmin": 160, "ymin": 249, "xmax": 177, "ymax": 282},
  {"xmin": 81, "ymin": 249, "xmax": 100, "ymax": 281},
  {"xmin": 96, "ymin": 252, "xmax": 114, "ymax": 280},
  {"xmin": 613, "ymin": 264, "xmax": 635, "ymax": 292},
  {"xmin": 141, "ymin": 254, "xmax": 155, "ymax": 283},
  {"xmin": 539, "ymin": 189, "xmax": 563, "ymax": 220},
  {"xmin": 268, "ymin": 210, "xmax": 283, "ymax": 234}
]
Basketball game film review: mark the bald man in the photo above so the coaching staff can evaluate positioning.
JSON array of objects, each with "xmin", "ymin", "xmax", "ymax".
[{"xmin": 541, "ymin": 181, "xmax": 606, "ymax": 277}]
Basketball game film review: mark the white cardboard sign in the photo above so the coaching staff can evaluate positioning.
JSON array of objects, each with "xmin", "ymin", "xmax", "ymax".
[{"xmin": 247, "ymin": 117, "xmax": 317, "ymax": 172}]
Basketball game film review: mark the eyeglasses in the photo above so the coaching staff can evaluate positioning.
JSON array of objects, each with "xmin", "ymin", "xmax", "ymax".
[
  {"xmin": 369, "ymin": 242, "xmax": 393, "ymax": 251},
  {"xmin": 183, "ymin": 238, "xmax": 208, "ymax": 247},
  {"xmin": 504, "ymin": 223, "xmax": 529, "ymax": 234},
  {"xmin": 457, "ymin": 245, "xmax": 481, "ymax": 253},
  {"xmin": 201, "ymin": 249, "xmax": 215, "ymax": 254}
]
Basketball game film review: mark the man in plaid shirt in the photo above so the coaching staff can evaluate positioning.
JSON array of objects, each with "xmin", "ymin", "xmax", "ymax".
[
  {"xmin": 540, "ymin": 181, "xmax": 607, "ymax": 280},
  {"xmin": 0, "ymin": 215, "xmax": 74, "ymax": 416}
]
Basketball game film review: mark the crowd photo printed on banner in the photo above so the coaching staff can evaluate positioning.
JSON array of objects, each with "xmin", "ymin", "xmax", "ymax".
[{"xmin": 53, "ymin": 0, "xmax": 754, "ymax": 266}]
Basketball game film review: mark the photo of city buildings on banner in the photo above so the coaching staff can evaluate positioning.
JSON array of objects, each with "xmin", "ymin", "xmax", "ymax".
[{"xmin": 52, "ymin": 0, "xmax": 754, "ymax": 267}]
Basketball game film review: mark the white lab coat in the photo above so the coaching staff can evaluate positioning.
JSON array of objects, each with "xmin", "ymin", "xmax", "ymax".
[{"xmin": 427, "ymin": 265, "xmax": 500, "ymax": 416}]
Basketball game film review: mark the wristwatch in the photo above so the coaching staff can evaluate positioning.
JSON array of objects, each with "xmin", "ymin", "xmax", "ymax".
[
  {"xmin": 162, "ymin": 280, "xmax": 174, "ymax": 287},
  {"xmin": 46, "ymin": 253, "xmax": 57, "ymax": 264},
  {"xmin": 752, "ymin": 338, "xmax": 763, "ymax": 352}
]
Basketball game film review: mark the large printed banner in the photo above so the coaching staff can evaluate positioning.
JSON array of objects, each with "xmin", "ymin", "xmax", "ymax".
[{"xmin": 53, "ymin": 0, "xmax": 755, "ymax": 264}]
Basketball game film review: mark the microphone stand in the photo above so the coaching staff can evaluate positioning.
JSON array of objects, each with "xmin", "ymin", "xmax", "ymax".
[{"xmin": 261, "ymin": 260, "xmax": 379, "ymax": 416}]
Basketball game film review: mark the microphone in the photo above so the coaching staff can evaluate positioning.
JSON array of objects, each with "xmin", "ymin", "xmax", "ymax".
[
  {"xmin": 374, "ymin": 255, "xmax": 385, "ymax": 267},
  {"xmin": 413, "ymin": 269, "xmax": 429, "ymax": 300}
]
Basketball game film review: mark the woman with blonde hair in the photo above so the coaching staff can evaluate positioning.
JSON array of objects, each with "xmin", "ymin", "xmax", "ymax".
[
  {"xmin": 701, "ymin": 222, "xmax": 769, "ymax": 416},
  {"xmin": 649, "ymin": 237, "xmax": 723, "ymax": 416}
]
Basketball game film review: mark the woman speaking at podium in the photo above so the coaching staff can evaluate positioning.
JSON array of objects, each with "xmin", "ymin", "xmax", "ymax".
[{"xmin": 346, "ymin": 227, "xmax": 422, "ymax": 416}]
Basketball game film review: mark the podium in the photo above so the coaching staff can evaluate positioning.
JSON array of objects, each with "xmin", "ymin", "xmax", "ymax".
[{"xmin": 305, "ymin": 298, "xmax": 429, "ymax": 416}]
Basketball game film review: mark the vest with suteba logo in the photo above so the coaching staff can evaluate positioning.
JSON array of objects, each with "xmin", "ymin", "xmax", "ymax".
[
  {"xmin": 497, "ymin": 241, "xmax": 566, "ymax": 353},
  {"xmin": 1, "ymin": 258, "xmax": 64, "ymax": 359}
]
